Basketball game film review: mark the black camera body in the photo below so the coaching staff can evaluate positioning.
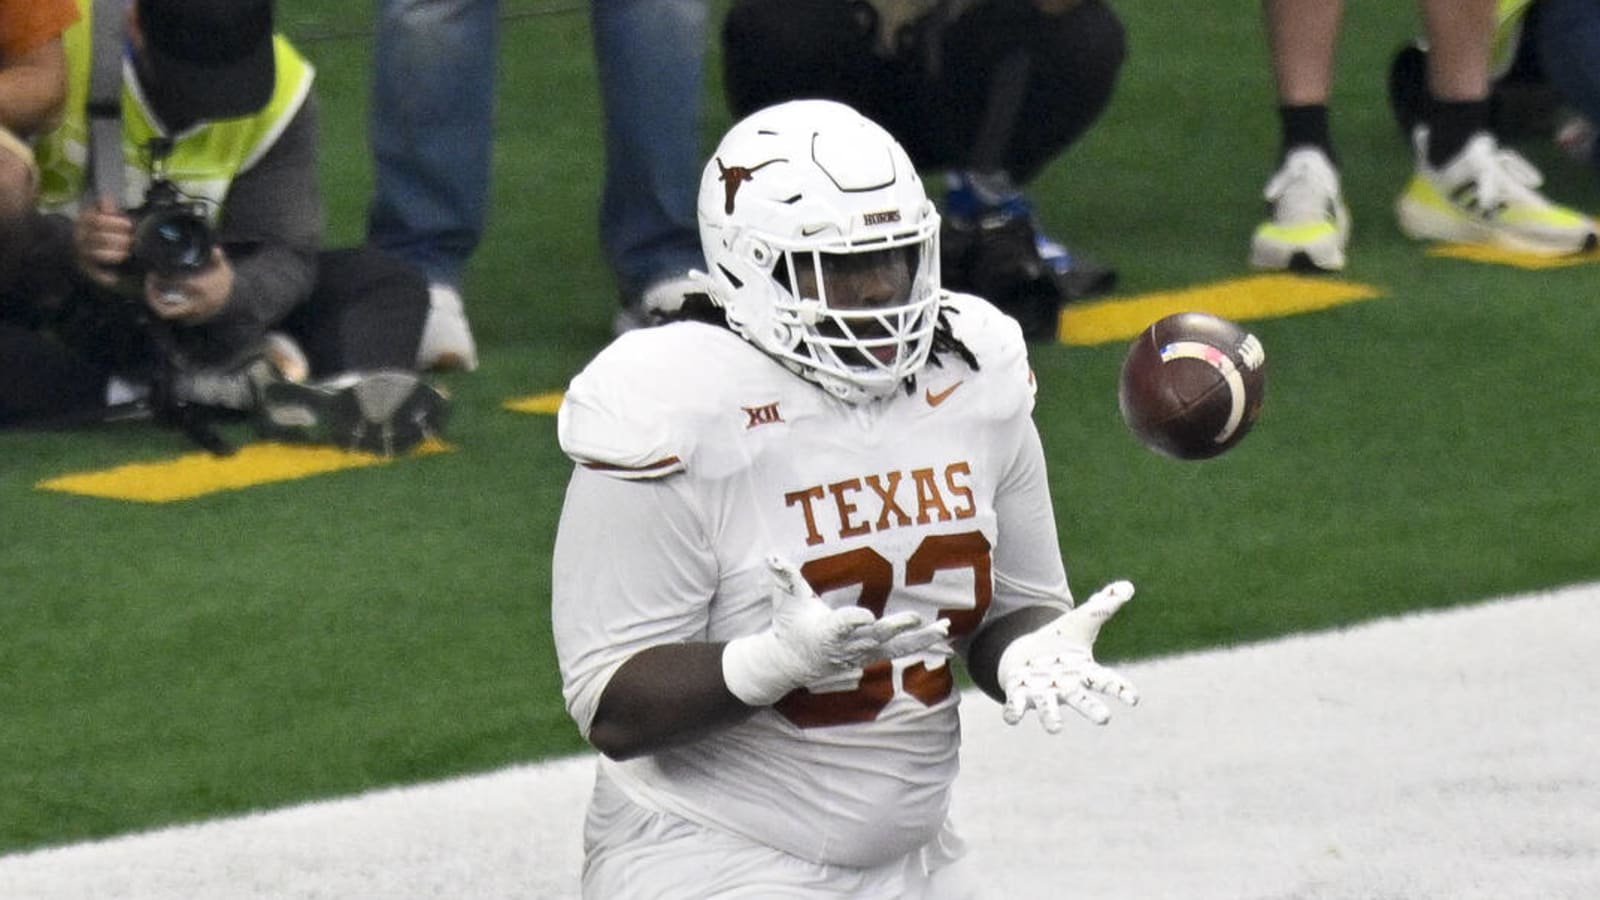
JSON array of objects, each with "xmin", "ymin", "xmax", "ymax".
[{"xmin": 126, "ymin": 178, "xmax": 214, "ymax": 278}]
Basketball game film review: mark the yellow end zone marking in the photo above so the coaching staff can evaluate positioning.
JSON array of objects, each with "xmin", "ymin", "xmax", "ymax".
[
  {"xmin": 37, "ymin": 439, "xmax": 452, "ymax": 503},
  {"xmin": 504, "ymin": 391, "xmax": 564, "ymax": 415},
  {"xmin": 1425, "ymin": 243, "xmax": 1600, "ymax": 269},
  {"xmin": 1059, "ymin": 273, "xmax": 1381, "ymax": 346}
]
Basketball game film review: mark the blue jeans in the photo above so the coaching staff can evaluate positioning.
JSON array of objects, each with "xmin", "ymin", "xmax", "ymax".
[
  {"xmin": 592, "ymin": 0, "xmax": 708, "ymax": 304},
  {"xmin": 1536, "ymin": 0, "xmax": 1600, "ymax": 172},
  {"xmin": 368, "ymin": 0, "xmax": 499, "ymax": 287}
]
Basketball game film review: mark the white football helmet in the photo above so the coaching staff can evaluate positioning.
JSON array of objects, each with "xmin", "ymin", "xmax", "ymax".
[{"xmin": 695, "ymin": 99, "xmax": 942, "ymax": 404}]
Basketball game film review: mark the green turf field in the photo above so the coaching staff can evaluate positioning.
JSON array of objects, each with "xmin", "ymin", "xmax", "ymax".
[{"xmin": 3, "ymin": 0, "xmax": 1598, "ymax": 854}]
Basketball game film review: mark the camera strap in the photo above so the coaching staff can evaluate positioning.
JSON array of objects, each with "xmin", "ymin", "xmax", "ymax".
[
  {"xmin": 81, "ymin": 0, "xmax": 237, "ymax": 456},
  {"xmin": 86, "ymin": 0, "xmax": 127, "ymax": 205}
]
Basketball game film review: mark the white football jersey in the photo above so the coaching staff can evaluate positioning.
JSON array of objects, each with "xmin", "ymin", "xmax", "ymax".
[{"xmin": 552, "ymin": 292, "xmax": 1074, "ymax": 868}]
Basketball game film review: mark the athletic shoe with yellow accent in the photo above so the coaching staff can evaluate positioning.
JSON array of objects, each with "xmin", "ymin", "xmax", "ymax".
[
  {"xmin": 1250, "ymin": 147, "xmax": 1351, "ymax": 272},
  {"xmin": 1396, "ymin": 129, "xmax": 1598, "ymax": 256}
]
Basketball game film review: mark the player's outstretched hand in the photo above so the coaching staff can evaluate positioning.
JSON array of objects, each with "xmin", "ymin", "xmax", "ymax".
[
  {"xmin": 996, "ymin": 580, "xmax": 1140, "ymax": 733},
  {"xmin": 722, "ymin": 555, "xmax": 950, "ymax": 706}
]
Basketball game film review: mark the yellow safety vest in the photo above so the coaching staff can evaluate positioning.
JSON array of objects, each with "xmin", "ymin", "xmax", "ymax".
[{"xmin": 34, "ymin": 0, "xmax": 314, "ymax": 222}]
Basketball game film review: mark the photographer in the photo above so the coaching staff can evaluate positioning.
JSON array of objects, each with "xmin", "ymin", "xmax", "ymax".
[{"xmin": 1, "ymin": 0, "xmax": 442, "ymax": 454}]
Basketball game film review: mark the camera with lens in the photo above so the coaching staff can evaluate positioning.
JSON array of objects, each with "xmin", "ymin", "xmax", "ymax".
[{"xmin": 125, "ymin": 177, "xmax": 215, "ymax": 278}]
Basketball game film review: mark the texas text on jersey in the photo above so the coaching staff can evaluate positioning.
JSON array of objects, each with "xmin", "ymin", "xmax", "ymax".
[{"xmin": 553, "ymin": 291, "xmax": 1073, "ymax": 867}]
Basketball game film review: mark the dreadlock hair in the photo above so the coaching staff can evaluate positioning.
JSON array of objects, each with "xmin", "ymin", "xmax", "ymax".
[
  {"xmin": 927, "ymin": 300, "xmax": 980, "ymax": 371},
  {"xmin": 900, "ymin": 299, "xmax": 979, "ymax": 395}
]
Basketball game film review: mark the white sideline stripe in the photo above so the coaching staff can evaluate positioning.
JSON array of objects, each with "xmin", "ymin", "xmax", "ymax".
[{"xmin": 2, "ymin": 583, "xmax": 1598, "ymax": 899}]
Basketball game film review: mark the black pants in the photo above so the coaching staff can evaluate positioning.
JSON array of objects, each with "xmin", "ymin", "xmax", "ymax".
[
  {"xmin": 721, "ymin": 0, "xmax": 1126, "ymax": 183},
  {"xmin": 0, "ymin": 245, "xmax": 428, "ymax": 427}
]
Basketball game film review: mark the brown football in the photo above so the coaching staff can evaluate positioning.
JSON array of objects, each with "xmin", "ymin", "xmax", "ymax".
[{"xmin": 1118, "ymin": 312, "xmax": 1267, "ymax": 460}]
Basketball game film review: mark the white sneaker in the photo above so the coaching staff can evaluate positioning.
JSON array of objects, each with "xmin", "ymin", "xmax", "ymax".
[
  {"xmin": 1250, "ymin": 147, "xmax": 1351, "ymax": 272},
  {"xmin": 639, "ymin": 273, "xmax": 701, "ymax": 316},
  {"xmin": 1396, "ymin": 128, "xmax": 1598, "ymax": 256},
  {"xmin": 613, "ymin": 273, "xmax": 702, "ymax": 336},
  {"xmin": 416, "ymin": 283, "xmax": 479, "ymax": 372}
]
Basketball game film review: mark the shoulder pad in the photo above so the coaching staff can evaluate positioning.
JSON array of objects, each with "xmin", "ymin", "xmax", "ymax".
[
  {"xmin": 936, "ymin": 291, "xmax": 1037, "ymax": 413},
  {"xmin": 557, "ymin": 323, "xmax": 750, "ymax": 479}
]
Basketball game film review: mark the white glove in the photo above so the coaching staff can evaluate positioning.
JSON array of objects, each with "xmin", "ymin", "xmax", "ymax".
[
  {"xmin": 723, "ymin": 555, "xmax": 952, "ymax": 706},
  {"xmin": 996, "ymin": 580, "xmax": 1140, "ymax": 733}
]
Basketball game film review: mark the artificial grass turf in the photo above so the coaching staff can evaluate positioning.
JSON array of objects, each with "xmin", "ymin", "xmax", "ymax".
[{"xmin": 3, "ymin": 0, "xmax": 1598, "ymax": 852}]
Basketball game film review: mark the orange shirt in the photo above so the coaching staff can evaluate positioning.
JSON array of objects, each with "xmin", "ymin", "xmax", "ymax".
[{"xmin": 0, "ymin": 0, "xmax": 79, "ymax": 61}]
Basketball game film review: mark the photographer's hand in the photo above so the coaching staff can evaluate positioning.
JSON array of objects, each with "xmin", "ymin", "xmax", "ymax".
[
  {"xmin": 146, "ymin": 246, "xmax": 232, "ymax": 324},
  {"xmin": 73, "ymin": 195, "xmax": 132, "ymax": 289}
]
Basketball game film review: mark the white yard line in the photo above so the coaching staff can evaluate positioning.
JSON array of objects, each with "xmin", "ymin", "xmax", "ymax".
[{"xmin": 3, "ymin": 583, "xmax": 1596, "ymax": 899}]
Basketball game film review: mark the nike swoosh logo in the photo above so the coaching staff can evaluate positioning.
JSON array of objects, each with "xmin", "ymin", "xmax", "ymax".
[
  {"xmin": 800, "ymin": 225, "xmax": 828, "ymax": 237},
  {"xmin": 925, "ymin": 381, "xmax": 962, "ymax": 407}
]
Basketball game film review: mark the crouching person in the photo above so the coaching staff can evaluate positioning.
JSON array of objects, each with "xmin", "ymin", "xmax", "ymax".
[{"xmin": 0, "ymin": 0, "xmax": 445, "ymax": 455}]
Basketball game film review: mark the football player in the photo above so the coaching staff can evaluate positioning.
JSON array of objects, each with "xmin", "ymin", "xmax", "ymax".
[
  {"xmin": 719, "ymin": 0, "xmax": 1129, "ymax": 337},
  {"xmin": 552, "ymin": 99, "xmax": 1139, "ymax": 898}
]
